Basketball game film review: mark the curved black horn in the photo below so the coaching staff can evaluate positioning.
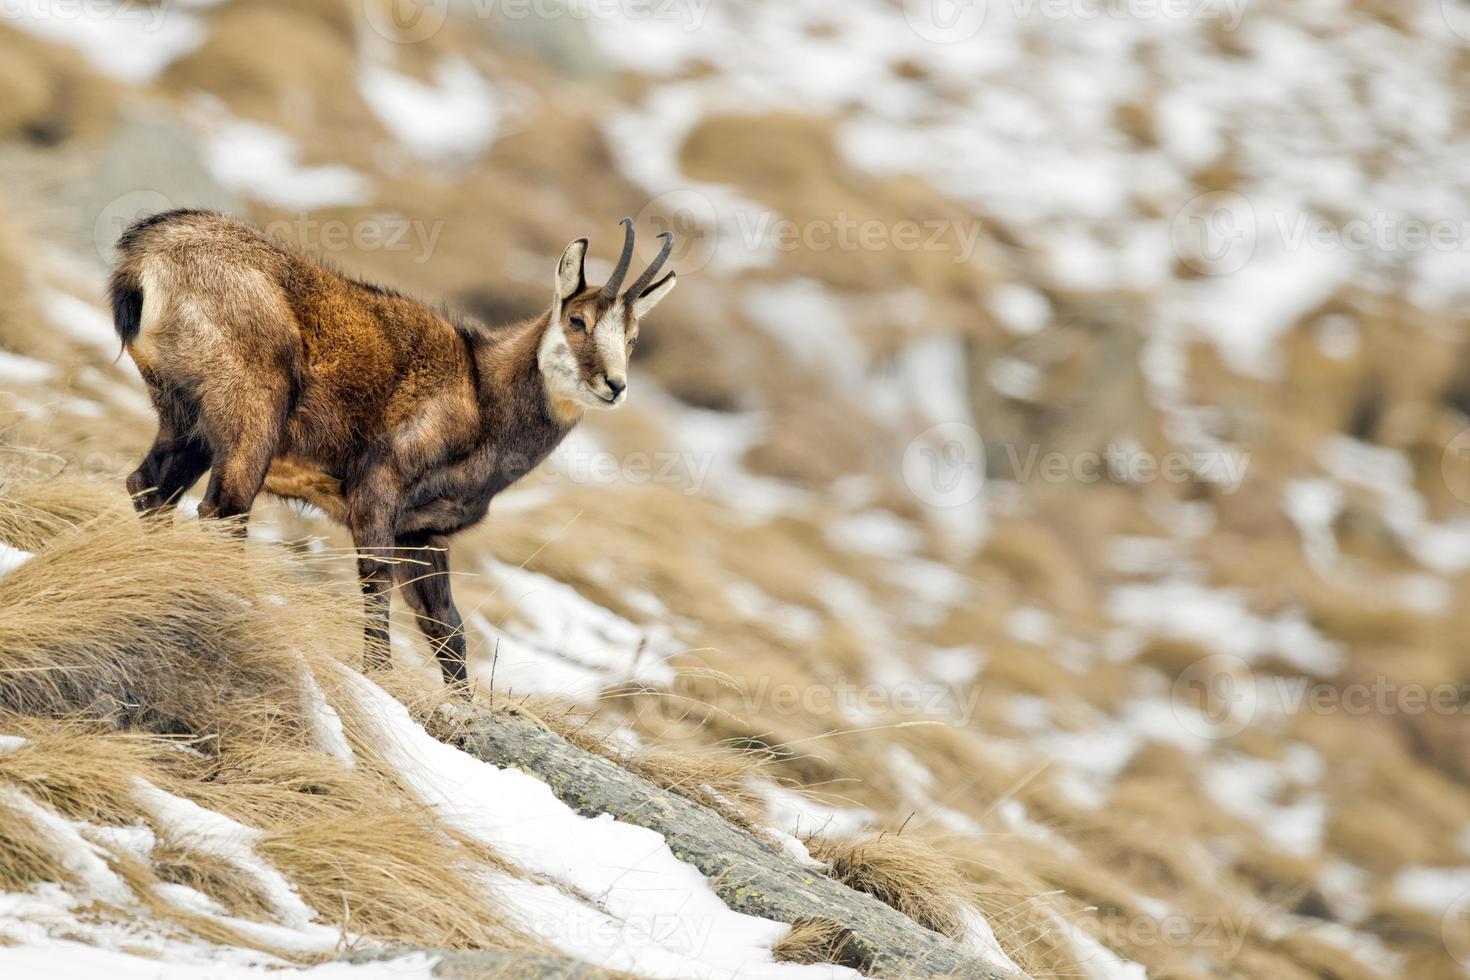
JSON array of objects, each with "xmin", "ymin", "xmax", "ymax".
[
  {"xmin": 599, "ymin": 217, "xmax": 636, "ymax": 301},
  {"xmin": 624, "ymin": 231, "xmax": 674, "ymax": 302}
]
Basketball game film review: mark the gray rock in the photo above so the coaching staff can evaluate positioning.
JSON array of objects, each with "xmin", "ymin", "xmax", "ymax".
[{"xmin": 454, "ymin": 707, "xmax": 1029, "ymax": 979}]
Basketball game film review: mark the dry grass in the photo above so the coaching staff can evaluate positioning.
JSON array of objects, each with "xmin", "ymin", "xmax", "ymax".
[
  {"xmin": 0, "ymin": 790, "xmax": 74, "ymax": 894},
  {"xmin": 804, "ymin": 832, "xmax": 972, "ymax": 941},
  {"xmin": 771, "ymin": 917, "xmax": 857, "ymax": 968},
  {"xmin": 0, "ymin": 466, "xmax": 539, "ymax": 957}
]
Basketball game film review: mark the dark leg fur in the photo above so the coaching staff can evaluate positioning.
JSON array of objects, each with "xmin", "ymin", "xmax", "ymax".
[
  {"xmin": 127, "ymin": 411, "xmax": 212, "ymax": 515},
  {"xmin": 347, "ymin": 463, "xmax": 400, "ymax": 674},
  {"xmin": 127, "ymin": 437, "xmax": 211, "ymax": 514},
  {"xmin": 396, "ymin": 532, "xmax": 469, "ymax": 686}
]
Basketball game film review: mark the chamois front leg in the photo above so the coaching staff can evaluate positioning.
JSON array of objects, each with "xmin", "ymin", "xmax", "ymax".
[
  {"xmin": 347, "ymin": 465, "xmax": 402, "ymax": 674},
  {"xmin": 395, "ymin": 532, "xmax": 469, "ymax": 687}
]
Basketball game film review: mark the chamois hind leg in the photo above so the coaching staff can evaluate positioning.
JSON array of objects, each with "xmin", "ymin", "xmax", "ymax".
[
  {"xmin": 195, "ymin": 375, "xmax": 291, "ymax": 529},
  {"xmin": 395, "ymin": 532, "xmax": 468, "ymax": 687},
  {"xmin": 127, "ymin": 422, "xmax": 211, "ymax": 516}
]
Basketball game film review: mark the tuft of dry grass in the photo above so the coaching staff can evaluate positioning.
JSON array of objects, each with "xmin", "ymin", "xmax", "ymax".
[
  {"xmin": 771, "ymin": 917, "xmax": 857, "ymax": 968},
  {"xmin": 804, "ymin": 831, "xmax": 972, "ymax": 941}
]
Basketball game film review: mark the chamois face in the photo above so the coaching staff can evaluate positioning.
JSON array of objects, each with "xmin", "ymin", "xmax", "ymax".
[{"xmin": 538, "ymin": 227, "xmax": 677, "ymax": 415}]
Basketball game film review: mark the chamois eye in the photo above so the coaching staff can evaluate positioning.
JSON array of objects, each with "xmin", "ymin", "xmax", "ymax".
[
  {"xmin": 569, "ymin": 315, "xmax": 587, "ymax": 332},
  {"xmin": 628, "ymin": 335, "xmax": 639, "ymax": 350}
]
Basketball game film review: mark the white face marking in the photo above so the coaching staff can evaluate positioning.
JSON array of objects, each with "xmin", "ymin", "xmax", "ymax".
[
  {"xmin": 536, "ymin": 314, "xmax": 581, "ymax": 406},
  {"xmin": 592, "ymin": 303, "xmax": 629, "ymax": 403},
  {"xmin": 537, "ymin": 304, "xmax": 631, "ymax": 413}
]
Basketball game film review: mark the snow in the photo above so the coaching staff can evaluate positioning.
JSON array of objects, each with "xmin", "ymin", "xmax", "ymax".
[
  {"xmin": 959, "ymin": 905, "xmax": 1026, "ymax": 977},
  {"xmin": 469, "ymin": 559, "xmax": 677, "ymax": 701},
  {"xmin": 301, "ymin": 672, "xmax": 355, "ymax": 766},
  {"xmin": 41, "ymin": 291, "xmax": 118, "ymax": 351},
  {"xmin": 724, "ymin": 581, "xmax": 822, "ymax": 642},
  {"xmin": 358, "ymin": 57, "xmax": 499, "ymax": 163},
  {"xmin": 756, "ymin": 782, "xmax": 873, "ymax": 840},
  {"xmin": 6, "ymin": 3, "xmax": 206, "ymax": 83},
  {"xmin": 0, "ymin": 942, "xmax": 439, "ymax": 980},
  {"xmin": 341, "ymin": 670, "xmax": 855, "ymax": 979},
  {"xmin": 825, "ymin": 510, "xmax": 923, "ymax": 558},
  {"xmin": 203, "ymin": 116, "xmax": 371, "ymax": 211},
  {"xmin": 658, "ymin": 397, "xmax": 812, "ymax": 521},
  {"xmin": 1320, "ymin": 436, "xmax": 1470, "ymax": 575},
  {"xmin": 0, "ymin": 788, "xmax": 133, "ymax": 906},
  {"xmin": 0, "ymin": 545, "xmax": 34, "ymax": 579},
  {"xmin": 1394, "ymin": 866, "xmax": 1470, "ymax": 915},
  {"xmin": 132, "ymin": 780, "xmax": 322, "ymax": 935},
  {"xmin": 743, "ymin": 280, "xmax": 866, "ymax": 387},
  {"xmin": 0, "ymin": 351, "xmax": 56, "ymax": 385},
  {"xmin": 1202, "ymin": 754, "xmax": 1326, "ymax": 857},
  {"xmin": 1107, "ymin": 579, "xmax": 1344, "ymax": 677},
  {"xmin": 988, "ymin": 283, "xmax": 1051, "ymax": 336}
]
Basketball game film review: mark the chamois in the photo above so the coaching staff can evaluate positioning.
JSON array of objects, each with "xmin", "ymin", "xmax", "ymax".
[{"xmin": 109, "ymin": 210, "xmax": 676, "ymax": 685}]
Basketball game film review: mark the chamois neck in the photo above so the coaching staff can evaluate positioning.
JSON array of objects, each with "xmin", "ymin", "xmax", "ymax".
[{"xmin": 468, "ymin": 311, "xmax": 583, "ymax": 434}]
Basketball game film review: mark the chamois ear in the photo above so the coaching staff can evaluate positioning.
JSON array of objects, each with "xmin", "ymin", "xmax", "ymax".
[
  {"xmin": 632, "ymin": 271, "xmax": 677, "ymax": 319},
  {"xmin": 555, "ymin": 239, "xmax": 588, "ymax": 302}
]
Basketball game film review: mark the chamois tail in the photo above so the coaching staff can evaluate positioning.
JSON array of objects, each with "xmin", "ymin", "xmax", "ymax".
[{"xmin": 108, "ymin": 267, "xmax": 144, "ymax": 349}]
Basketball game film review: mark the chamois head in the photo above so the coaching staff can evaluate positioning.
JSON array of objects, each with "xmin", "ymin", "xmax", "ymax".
[{"xmin": 538, "ymin": 219, "xmax": 677, "ymax": 412}]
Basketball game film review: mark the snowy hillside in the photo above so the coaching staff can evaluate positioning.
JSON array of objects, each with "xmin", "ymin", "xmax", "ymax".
[{"xmin": 1, "ymin": 0, "xmax": 1470, "ymax": 977}]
